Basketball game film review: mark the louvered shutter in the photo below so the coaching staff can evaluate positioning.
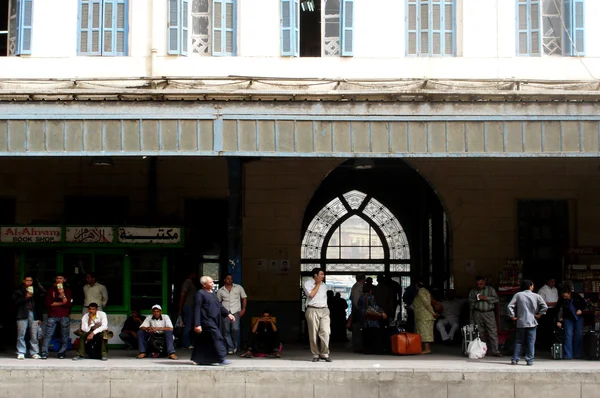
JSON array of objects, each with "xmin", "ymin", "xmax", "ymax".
[
  {"xmin": 15, "ymin": 0, "xmax": 33, "ymax": 55},
  {"xmin": 101, "ymin": 0, "xmax": 127, "ymax": 55},
  {"xmin": 443, "ymin": 0, "xmax": 454, "ymax": 55},
  {"xmin": 281, "ymin": 0, "xmax": 296, "ymax": 56},
  {"xmin": 407, "ymin": 0, "xmax": 418, "ymax": 55},
  {"xmin": 293, "ymin": 0, "xmax": 299, "ymax": 56},
  {"xmin": 564, "ymin": 0, "xmax": 584, "ymax": 56},
  {"xmin": 181, "ymin": 0, "xmax": 189, "ymax": 55},
  {"xmin": 78, "ymin": 0, "xmax": 102, "ymax": 55},
  {"xmin": 212, "ymin": 0, "xmax": 235, "ymax": 55},
  {"xmin": 341, "ymin": 0, "xmax": 353, "ymax": 56},
  {"xmin": 167, "ymin": 0, "xmax": 181, "ymax": 54},
  {"xmin": 529, "ymin": 0, "xmax": 541, "ymax": 55}
]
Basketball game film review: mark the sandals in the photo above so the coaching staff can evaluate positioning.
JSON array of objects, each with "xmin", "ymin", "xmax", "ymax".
[
  {"xmin": 136, "ymin": 353, "xmax": 147, "ymax": 359},
  {"xmin": 268, "ymin": 352, "xmax": 281, "ymax": 359},
  {"xmin": 241, "ymin": 352, "xmax": 253, "ymax": 358}
]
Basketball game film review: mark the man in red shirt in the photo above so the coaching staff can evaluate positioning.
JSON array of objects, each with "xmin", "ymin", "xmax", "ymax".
[{"xmin": 40, "ymin": 274, "xmax": 73, "ymax": 359}]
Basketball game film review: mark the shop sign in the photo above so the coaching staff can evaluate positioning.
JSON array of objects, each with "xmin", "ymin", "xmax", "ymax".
[
  {"xmin": 0, "ymin": 227, "xmax": 62, "ymax": 243},
  {"xmin": 66, "ymin": 227, "xmax": 114, "ymax": 244},
  {"xmin": 117, "ymin": 227, "xmax": 181, "ymax": 244}
]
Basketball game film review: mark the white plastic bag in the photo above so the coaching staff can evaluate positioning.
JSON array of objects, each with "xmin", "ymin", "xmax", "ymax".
[
  {"xmin": 175, "ymin": 316, "xmax": 184, "ymax": 328},
  {"xmin": 467, "ymin": 338, "xmax": 487, "ymax": 359}
]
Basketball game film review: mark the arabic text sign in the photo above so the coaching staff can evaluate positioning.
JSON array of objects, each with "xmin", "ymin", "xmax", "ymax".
[
  {"xmin": 66, "ymin": 227, "xmax": 114, "ymax": 244},
  {"xmin": 118, "ymin": 227, "xmax": 181, "ymax": 244},
  {"xmin": 0, "ymin": 227, "xmax": 62, "ymax": 243}
]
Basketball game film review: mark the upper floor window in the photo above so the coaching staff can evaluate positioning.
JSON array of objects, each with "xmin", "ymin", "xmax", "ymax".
[
  {"xmin": 517, "ymin": 0, "xmax": 584, "ymax": 56},
  {"xmin": 77, "ymin": 0, "xmax": 128, "ymax": 56},
  {"xmin": 406, "ymin": 0, "xmax": 456, "ymax": 56},
  {"xmin": 169, "ymin": 0, "xmax": 237, "ymax": 56},
  {"xmin": 281, "ymin": 0, "xmax": 354, "ymax": 57},
  {"xmin": 1, "ymin": 0, "xmax": 32, "ymax": 56}
]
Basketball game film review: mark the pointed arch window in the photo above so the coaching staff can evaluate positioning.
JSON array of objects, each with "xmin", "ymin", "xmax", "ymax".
[{"xmin": 301, "ymin": 190, "xmax": 410, "ymax": 274}]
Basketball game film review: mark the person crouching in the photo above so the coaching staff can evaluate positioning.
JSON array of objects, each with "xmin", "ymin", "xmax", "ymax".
[{"xmin": 73, "ymin": 303, "xmax": 108, "ymax": 361}]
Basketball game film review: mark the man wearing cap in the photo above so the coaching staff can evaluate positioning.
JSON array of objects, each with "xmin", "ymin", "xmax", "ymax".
[{"xmin": 136, "ymin": 305, "xmax": 178, "ymax": 360}]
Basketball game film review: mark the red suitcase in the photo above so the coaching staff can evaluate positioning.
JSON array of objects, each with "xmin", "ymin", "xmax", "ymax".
[{"xmin": 391, "ymin": 332, "xmax": 422, "ymax": 355}]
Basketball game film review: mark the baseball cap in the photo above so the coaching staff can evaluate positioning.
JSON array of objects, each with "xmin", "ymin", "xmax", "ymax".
[{"xmin": 152, "ymin": 305, "xmax": 162, "ymax": 311}]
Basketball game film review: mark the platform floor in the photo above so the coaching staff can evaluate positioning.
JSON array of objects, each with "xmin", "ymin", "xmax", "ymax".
[
  {"xmin": 1, "ymin": 344, "xmax": 599, "ymax": 371},
  {"xmin": 1, "ymin": 345, "xmax": 599, "ymax": 398}
]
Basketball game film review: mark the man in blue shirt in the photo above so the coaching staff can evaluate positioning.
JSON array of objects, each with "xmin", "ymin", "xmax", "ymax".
[{"xmin": 507, "ymin": 280, "xmax": 548, "ymax": 366}]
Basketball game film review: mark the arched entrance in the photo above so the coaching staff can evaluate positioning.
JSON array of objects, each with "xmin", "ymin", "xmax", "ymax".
[{"xmin": 300, "ymin": 159, "xmax": 449, "ymax": 320}]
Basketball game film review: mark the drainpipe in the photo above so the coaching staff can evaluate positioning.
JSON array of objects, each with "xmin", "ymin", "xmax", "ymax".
[{"xmin": 148, "ymin": 0, "xmax": 158, "ymax": 79}]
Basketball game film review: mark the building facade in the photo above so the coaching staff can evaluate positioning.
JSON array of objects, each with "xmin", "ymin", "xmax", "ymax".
[{"xmin": 1, "ymin": 0, "xmax": 600, "ymax": 342}]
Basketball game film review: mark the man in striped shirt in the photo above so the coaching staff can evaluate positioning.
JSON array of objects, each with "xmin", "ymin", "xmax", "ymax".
[{"xmin": 468, "ymin": 276, "xmax": 502, "ymax": 357}]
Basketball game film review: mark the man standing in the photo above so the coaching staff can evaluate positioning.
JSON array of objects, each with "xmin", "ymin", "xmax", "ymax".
[
  {"xmin": 403, "ymin": 280, "xmax": 419, "ymax": 333},
  {"xmin": 178, "ymin": 270, "xmax": 198, "ymax": 349},
  {"xmin": 41, "ymin": 274, "xmax": 73, "ymax": 359},
  {"xmin": 73, "ymin": 303, "xmax": 108, "ymax": 361},
  {"xmin": 13, "ymin": 274, "xmax": 41, "ymax": 360},
  {"xmin": 436, "ymin": 289, "xmax": 465, "ymax": 343},
  {"xmin": 350, "ymin": 274, "xmax": 366, "ymax": 315},
  {"xmin": 468, "ymin": 276, "xmax": 502, "ymax": 357},
  {"xmin": 137, "ymin": 305, "xmax": 178, "ymax": 360},
  {"xmin": 303, "ymin": 267, "xmax": 332, "ymax": 362},
  {"xmin": 119, "ymin": 309, "xmax": 144, "ymax": 350},
  {"xmin": 507, "ymin": 280, "xmax": 548, "ymax": 366},
  {"xmin": 537, "ymin": 277, "xmax": 559, "ymax": 347},
  {"xmin": 216, "ymin": 273, "xmax": 247, "ymax": 355},
  {"xmin": 83, "ymin": 273, "xmax": 108, "ymax": 313},
  {"xmin": 192, "ymin": 276, "xmax": 235, "ymax": 366}
]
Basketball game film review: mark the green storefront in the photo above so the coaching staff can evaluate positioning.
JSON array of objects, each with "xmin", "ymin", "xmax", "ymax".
[{"xmin": 3, "ymin": 226, "xmax": 183, "ymax": 315}]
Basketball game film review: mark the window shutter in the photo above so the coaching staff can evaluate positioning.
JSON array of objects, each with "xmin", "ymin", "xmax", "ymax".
[
  {"xmin": 407, "ymin": 0, "xmax": 418, "ymax": 55},
  {"xmin": 181, "ymin": 0, "xmax": 189, "ymax": 55},
  {"xmin": 78, "ymin": 0, "xmax": 102, "ymax": 55},
  {"xmin": 564, "ymin": 0, "xmax": 584, "ymax": 56},
  {"xmin": 529, "ymin": 0, "xmax": 541, "ymax": 55},
  {"xmin": 115, "ymin": 0, "xmax": 127, "ymax": 55},
  {"xmin": 280, "ymin": 0, "xmax": 296, "ymax": 56},
  {"xmin": 167, "ymin": 0, "xmax": 181, "ymax": 54},
  {"xmin": 443, "ymin": 0, "xmax": 454, "ymax": 55},
  {"xmin": 15, "ymin": 0, "xmax": 33, "ymax": 55},
  {"xmin": 212, "ymin": 0, "xmax": 235, "ymax": 56},
  {"xmin": 341, "ymin": 0, "xmax": 353, "ymax": 56},
  {"xmin": 102, "ymin": 0, "xmax": 115, "ymax": 55}
]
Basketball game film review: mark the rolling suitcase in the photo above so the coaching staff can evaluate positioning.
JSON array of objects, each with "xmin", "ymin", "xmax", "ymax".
[
  {"xmin": 584, "ymin": 331, "xmax": 600, "ymax": 360},
  {"xmin": 462, "ymin": 325, "xmax": 479, "ymax": 356}
]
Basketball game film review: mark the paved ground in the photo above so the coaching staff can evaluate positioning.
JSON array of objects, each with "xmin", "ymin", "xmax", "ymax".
[{"xmin": 2, "ymin": 345, "xmax": 599, "ymax": 372}]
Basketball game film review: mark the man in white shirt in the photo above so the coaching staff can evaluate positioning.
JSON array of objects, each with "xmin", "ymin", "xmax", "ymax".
[
  {"xmin": 136, "ymin": 305, "xmax": 178, "ymax": 360},
  {"xmin": 435, "ymin": 290, "xmax": 466, "ymax": 343},
  {"xmin": 216, "ymin": 274, "xmax": 247, "ymax": 354},
  {"xmin": 72, "ymin": 303, "xmax": 108, "ymax": 361},
  {"xmin": 303, "ymin": 267, "xmax": 332, "ymax": 362},
  {"xmin": 537, "ymin": 277, "xmax": 559, "ymax": 347},
  {"xmin": 82, "ymin": 273, "xmax": 108, "ymax": 314}
]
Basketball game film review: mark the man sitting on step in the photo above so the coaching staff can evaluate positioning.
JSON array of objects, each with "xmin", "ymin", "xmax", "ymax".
[
  {"xmin": 240, "ymin": 310, "xmax": 281, "ymax": 358},
  {"xmin": 73, "ymin": 303, "xmax": 108, "ymax": 361},
  {"xmin": 136, "ymin": 305, "xmax": 178, "ymax": 360}
]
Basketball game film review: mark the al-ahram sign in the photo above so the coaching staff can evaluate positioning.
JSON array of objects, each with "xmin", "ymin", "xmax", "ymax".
[{"xmin": 0, "ymin": 227, "xmax": 62, "ymax": 243}]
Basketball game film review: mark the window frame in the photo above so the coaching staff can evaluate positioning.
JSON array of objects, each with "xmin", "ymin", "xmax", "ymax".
[
  {"xmin": 516, "ymin": 0, "xmax": 585, "ymax": 57},
  {"xmin": 406, "ymin": 0, "xmax": 456, "ymax": 57},
  {"xmin": 77, "ymin": 0, "xmax": 129, "ymax": 57}
]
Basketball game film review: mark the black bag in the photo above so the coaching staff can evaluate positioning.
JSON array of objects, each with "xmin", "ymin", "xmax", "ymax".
[
  {"xmin": 584, "ymin": 331, "xmax": 600, "ymax": 360},
  {"xmin": 147, "ymin": 334, "xmax": 166, "ymax": 355},
  {"xmin": 554, "ymin": 327, "xmax": 565, "ymax": 345}
]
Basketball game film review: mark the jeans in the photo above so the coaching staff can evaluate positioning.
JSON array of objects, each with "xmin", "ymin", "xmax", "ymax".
[
  {"xmin": 563, "ymin": 317, "xmax": 584, "ymax": 359},
  {"xmin": 16, "ymin": 310, "xmax": 40, "ymax": 356},
  {"xmin": 181, "ymin": 305, "xmax": 194, "ymax": 348},
  {"xmin": 137, "ymin": 329, "xmax": 176, "ymax": 355},
  {"xmin": 512, "ymin": 327, "xmax": 537, "ymax": 364},
  {"xmin": 222, "ymin": 312, "xmax": 240, "ymax": 352},
  {"xmin": 41, "ymin": 317, "xmax": 70, "ymax": 355}
]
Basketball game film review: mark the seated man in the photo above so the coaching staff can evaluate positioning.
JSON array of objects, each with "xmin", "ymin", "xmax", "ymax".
[
  {"xmin": 119, "ymin": 309, "xmax": 144, "ymax": 350},
  {"xmin": 73, "ymin": 303, "xmax": 108, "ymax": 361},
  {"xmin": 136, "ymin": 304, "xmax": 178, "ymax": 360},
  {"xmin": 241, "ymin": 310, "xmax": 281, "ymax": 358},
  {"xmin": 435, "ymin": 289, "xmax": 466, "ymax": 343}
]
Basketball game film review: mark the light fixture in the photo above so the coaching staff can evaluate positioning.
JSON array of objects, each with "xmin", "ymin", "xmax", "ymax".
[
  {"xmin": 90, "ymin": 157, "xmax": 114, "ymax": 166},
  {"xmin": 301, "ymin": 0, "xmax": 315, "ymax": 11},
  {"xmin": 353, "ymin": 159, "xmax": 375, "ymax": 170}
]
